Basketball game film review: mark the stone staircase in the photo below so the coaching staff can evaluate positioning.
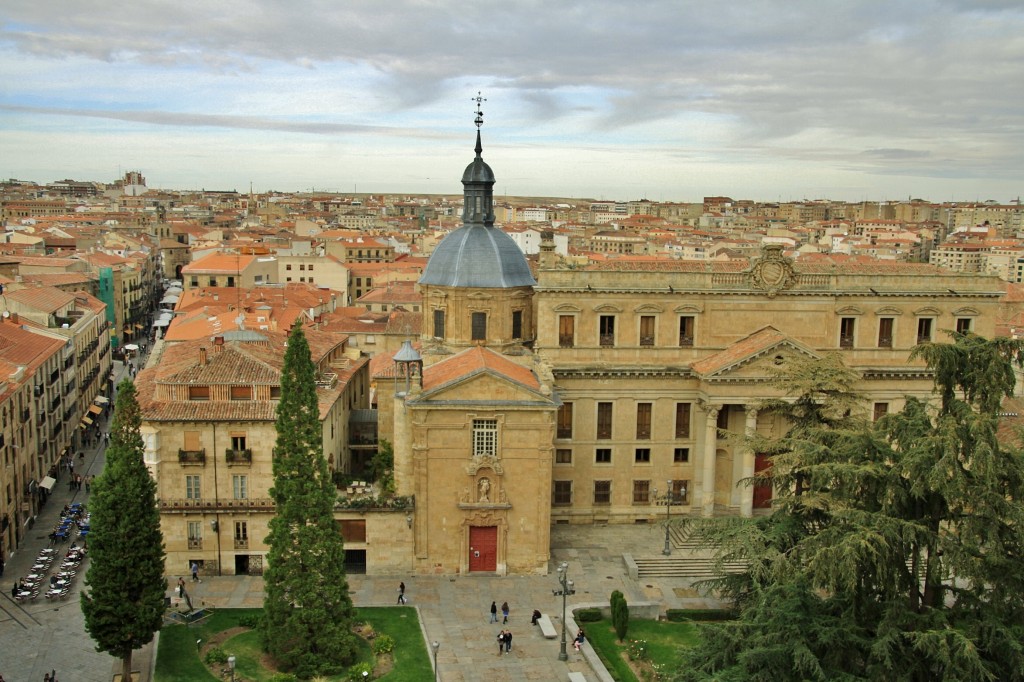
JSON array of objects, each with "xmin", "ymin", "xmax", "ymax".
[{"xmin": 628, "ymin": 523, "xmax": 747, "ymax": 580}]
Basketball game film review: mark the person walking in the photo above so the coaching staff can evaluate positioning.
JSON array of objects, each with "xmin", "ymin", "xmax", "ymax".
[
  {"xmin": 191, "ymin": 562, "xmax": 200, "ymax": 582},
  {"xmin": 489, "ymin": 600, "xmax": 498, "ymax": 623},
  {"xmin": 397, "ymin": 581, "xmax": 406, "ymax": 604},
  {"xmin": 501, "ymin": 601, "xmax": 509, "ymax": 624},
  {"xmin": 177, "ymin": 576, "xmax": 186, "ymax": 598},
  {"xmin": 505, "ymin": 630, "xmax": 512, "ymax": 653},
  {"xmin": 497, "ymin": 630, "xmax": 506, "ymax": 656}
]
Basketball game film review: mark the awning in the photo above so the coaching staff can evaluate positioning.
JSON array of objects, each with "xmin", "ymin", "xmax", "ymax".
[
  {"xmin": 94, "ymin": 396, "xmax": 109, "ymax": 404},
  {"xmin": 135, "ymin": 324, "xmax": 144, "ymax": 330},
  {"xmin": 81, "ymin": 416, "xmax": 94, "ymax": 426},
  {"xmin": 39, "ymin": 476, "xmax": 56, "ymax": 491},
  {"xmin": 88, "ymin": 404, "xmax": 103, "ymax": 415},
  {"xmin": 124, "ymin": 344, "xmax": 139, "ymax": 352},
  {"xmin": 152, "ymin": 319, "xmax": 170, "ymax": 328}
]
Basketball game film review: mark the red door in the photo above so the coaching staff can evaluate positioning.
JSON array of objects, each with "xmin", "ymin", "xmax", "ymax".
[
  {"xmin": 469, "ymin": 526, "xmax": 498, "ymax": 572},
  {"xmin": 753, "ymin": 453, "xmax": 773, "ymax": 509}
]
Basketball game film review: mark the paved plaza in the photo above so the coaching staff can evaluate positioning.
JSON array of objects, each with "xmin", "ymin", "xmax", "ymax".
[{"xmin": 0, "ymin": 356, "xmax": 720, "ymax": 681}]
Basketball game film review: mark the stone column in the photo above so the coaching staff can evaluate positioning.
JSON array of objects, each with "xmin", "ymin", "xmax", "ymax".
[
  {"xmin": 702, "ymin": 405, "xmax": 720, "ymax": 518},
  {"xmin": 740, "ymin": 406, "xmax": 758, "ymax": 518}
]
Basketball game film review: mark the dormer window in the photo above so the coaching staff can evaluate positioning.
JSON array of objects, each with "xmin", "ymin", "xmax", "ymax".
[{"xmin": 188, "ymin": 386, "xmax": 210, "ymax": 401}]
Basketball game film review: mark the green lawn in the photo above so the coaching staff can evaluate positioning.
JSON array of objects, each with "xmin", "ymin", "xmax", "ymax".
[
  {"xmin": 582, "ymin": 617, "xmax": 699, "ymax": 682},
  {"xmin": 155, "ymin": 607, "xmax": 431, "ymax": 681}
]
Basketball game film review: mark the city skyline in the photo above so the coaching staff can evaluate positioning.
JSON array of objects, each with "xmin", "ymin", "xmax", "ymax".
[{"xmin": 1, "ymin": 1, "xmax": 1022, "ymax": 203}]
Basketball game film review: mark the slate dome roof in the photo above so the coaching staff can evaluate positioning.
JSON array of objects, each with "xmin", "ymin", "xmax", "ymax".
[{"xmin": 419, "ymin": 224, "xmax": 536, "ymax": 288}]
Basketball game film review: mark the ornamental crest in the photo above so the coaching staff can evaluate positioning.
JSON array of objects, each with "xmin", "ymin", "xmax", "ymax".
[{"xmin": 748, "ymin": 244, "xmax": 796, "ymax": 297}]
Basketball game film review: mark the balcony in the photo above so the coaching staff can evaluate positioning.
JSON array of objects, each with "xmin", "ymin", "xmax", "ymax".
[
  {"xmin": 187, "ymin": 537, "xmax": 203, "ymax": 550},
  {"xmin": 225, "ymin": 448, "xmax": 252, "ymax": 466},
  {"xmin": 159, "ymin": 498, "xmax": 275, "ymax": 512},
  {"xmin": 178, "ymin": 448, "xmax": 206, "ymax": 465}
]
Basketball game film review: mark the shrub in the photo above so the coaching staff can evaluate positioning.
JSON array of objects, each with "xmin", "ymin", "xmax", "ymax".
[
  {"xmin": 268, "ymin": 674, "xmax": 298, "ymax": 682},
  {"xmin": 239, "ymin": 613, "xmax": 264, "ymax": 629},
  {"xmin": 627, "ymin": 638, "xmax": 651, "ymax": 662},
  {"xmin": 348, "ymin": 662, "xmax": 374, "ymax": 680},
  {"xmin": 610, "ymin": 590, "xmax": 629, "ymax": 642},
  {"xmin": 576, "ymin": 608, "xmax": 602, "ymax": 623},
  {"xmin": 372, "ymin": 633, "xmax": 395, "ymax": 655},
  {"xmin": 204, "ymin": 646, "xmax": 229, "ymax": 665},
  {"xmin": 665, "ymin": 608, "xmax": 734, "ymax": 622}
]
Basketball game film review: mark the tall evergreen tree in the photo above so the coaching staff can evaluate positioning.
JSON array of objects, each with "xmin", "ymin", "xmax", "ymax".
[
  {"xmin": 263, "ymin": 323, "xmax": 357, "ymax": 678},
  {"xmin": 82, "ymin": 379, "xmax": 166, "ymax": 682},
  {"xmin": 676, "ymin": 336, "xmax": 1024, "ymax": 682}
]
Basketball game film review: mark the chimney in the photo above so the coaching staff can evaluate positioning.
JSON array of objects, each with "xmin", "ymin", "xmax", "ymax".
[
  {"xmin": 9, "ymin": 313, "xmax": 18, "ymax": 324},
  {"xmin": 213, "ymin": 336, "xmax": 225, "ymax": 351},
  {"xmin": 199, "ymin": 347, "xmax": 207, "ymax": 366}
]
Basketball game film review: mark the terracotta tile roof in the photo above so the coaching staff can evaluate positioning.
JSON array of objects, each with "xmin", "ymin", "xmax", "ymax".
[
  {"xmin": 18, "ymin": 273, "xmax": 96, "ymax": 287},
  {"xmin": 181, "ymin": 252, "xmax": 257, "ymax": 274},
  {"xmin": 691, "ymin": 326, "xmax": 796, "ymax": 376},
  {"xmin": 421, "ymin": 346, "xmax": 540, "ymax": 392},
  {"xmin": 9, "ymin": 256, "xmax": 80, "ymax": 268},
  {"xmin": 0, "ymin": 317, "xmax": 65, "ymax": 369},
  {"xmin": 5, "ymin": 286, "xmax": 76, "ymax": 313}
]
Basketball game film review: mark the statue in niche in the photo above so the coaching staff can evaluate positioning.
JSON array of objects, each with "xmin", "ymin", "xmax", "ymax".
[{"xmin": 478, "ymin": 477, "xmax": 491, "ymax": 503}]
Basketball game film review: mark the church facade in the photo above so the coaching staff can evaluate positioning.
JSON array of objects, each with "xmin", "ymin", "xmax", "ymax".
[{"xmin": 375, "ymin": 117, "xmax": 1004, "ymax": 576}]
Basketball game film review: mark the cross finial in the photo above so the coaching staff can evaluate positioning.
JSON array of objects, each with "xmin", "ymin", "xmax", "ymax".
[{"xmin": 472, "ymin": 91, "xmax": 486, "ymax": 129}]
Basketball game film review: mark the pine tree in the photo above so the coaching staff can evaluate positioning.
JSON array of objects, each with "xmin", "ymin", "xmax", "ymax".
[
  {"xmin": 263, "ymin": 323, "xmax": 357, "ymax": 678},
  {"xmin": 676, "ymin": 337, "xmax": 1024, "ymax": 682},
  {"xmin": 82, "ymin": 379, "xmax": 166, "ymax": 682}
]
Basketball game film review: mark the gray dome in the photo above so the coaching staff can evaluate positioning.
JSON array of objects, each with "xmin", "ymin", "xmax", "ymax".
[
  {"xmin": 462, "ymin": 156, "xmax": 495, "ymax": 184},
  {"xmin": 420, "ymin": 224, "xmax": 536, "ymax": 288}
]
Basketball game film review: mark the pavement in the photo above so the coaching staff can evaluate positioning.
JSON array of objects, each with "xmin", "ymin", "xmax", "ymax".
[{"xmin": 0, "ymin": 351, "xmax": 723, "ymax": 681}]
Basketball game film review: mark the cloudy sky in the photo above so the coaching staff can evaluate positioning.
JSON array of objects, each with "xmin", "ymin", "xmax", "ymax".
[{"xmin": 1, "ymin": 1, "xmax": 1022, "ymax": 203}]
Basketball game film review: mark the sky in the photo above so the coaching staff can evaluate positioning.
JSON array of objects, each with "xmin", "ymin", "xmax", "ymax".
[{"xmin": 1, "ymin": 1, "xmax": 1022, "ymax": 204}]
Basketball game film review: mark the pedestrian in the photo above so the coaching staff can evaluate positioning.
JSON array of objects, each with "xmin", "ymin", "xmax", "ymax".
[
  {"xmin": 85, "ymin": 476, "xmax": 91, "ymax": 493},
  {"xmin": 501, "ymin": 601, "xmax": 509, "ymax": 624},
  {"xmin": 497, "ymin": 630, "xmax": 506, "ymax": 656},
  {"xmin": 11, "ymin": 581, "xmax": 17, "ymax": 599},
  {"xmin": 531, "ymin": 609, "xmax": 541, "ymax": 625},
  {"xmin": 191, "ymin": 561, "xmax": 200, "ymax": 582},
  {"xmin": 397, "ymin": 581, "xmax": 406, "ymax": 604},
  {"xmin": 490, "ymin": 600, "xmax": 498, "ymax": 623},
  {"xmin": 505, "ymin": 629, "xmax": 512, "ymax": 652},
  {"xmin": 177, "ymin": 576, "xmax": 186, "ymax": 598}
]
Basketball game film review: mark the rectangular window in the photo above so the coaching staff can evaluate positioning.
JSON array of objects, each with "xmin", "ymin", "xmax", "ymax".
[
  {"xmin": 599, "ymin": 315, "xmax": 615, "ymax": 347},
  {"xmin": 471, "ymin": 312, "xmax": 487, "ymax": 341},
  {"xmin": 597, "ymin": 402, "xmax": 613, "ymax": 439},
  {"xmin": 231, "ymin": 434, "xmax": 247, "ymax": 451},
  {"xmin": 299, "ymin": 264, "xmax": 305, "ymax": 271},
  {"xmin": 557, "ymin": 402, "xmax": 573, "ymax": 439},
  {"xmin": 594, "ymin": 480, "xmax": 611, "ymax": 505},
  {"xmin": 634, "ymin": 448, "xmax": 651, "ymax": 463},
  {"xmin": 595, "ymin": 448, "xmax": 612, "ymax": 464},
  {"xmin": 555, "ymin": 449, "xmax": 572, "ymax": 464},
  {"xmin": 188, "ymin": 386, "xmax": 210, "ymax": 401},
  {"xmin": 190, "ymin": 276, "xmax": 199, "ymax": 287},
  {"xmin": 233, "ymin": 475, "xmax": 248, "ymax": 499},
  {"xmin": 184, "ymin": 431, "xmax": 202, "ymax": 451},
  {"xmin": 878, "ymin": 318, "xmax": 894, "ymax": 348},
  {"xmin": 230, "ymin": 386, "xmax": 252, "ymax": 401},
  {"xmin": 632, "ymin": 479, "xmax": 651, "ymax": 504},
  {"xmin": 472, "ymin": 419, "xmax": 498, "ymax": 457},
  {"xmin": 512, "ymin": 310, "xmax": 522, "ymax": 340},
  {"xmin": 433, "ymin": 309, "xmax": 445, "ymax": 339},
  {"xmin": 636, "ymin": 402, "xmax": 652, "ymax": 439},
  {"xmin": 185, "ymin": 475, "xmax": 201, "ymax": 500},
  {"xmin": 671, "ymin": 480, "xmax": 690, "ymax": 504},
  {"xmin": 674, "ymin": 447, "xmax": 690, "ymax": 463},
  {"xmin": 675, "ymin": 403, "xmax": 691, "ymax": 438},
  {"xmin": 956, "ymin": 317, "xmax": 972, "ymax": 334},
  {"xmin": 286, "ymin": 264, "xmax": 293, "ymax": 271},
  {"xmin": 308, "ymin": 264, "xmax": 314, "ymax": 271},
  {"xmin": 234, "ymin": 521, "xmax": 248, "ymax": 548},
  {"xmin": 717, "ymin": 406, "xmax": 729, "ymax": 430},
  {"xmin": 840, "ymin": 317, "xmax": 856, "ymax": 348},
  {"xmin": 917, "ymin": 318, "xmax": 933, "ymax": 344},
  {"xmin": 187, "ymin": 521, "xmax": 202, "ymax": 547},
  {"xmin": 639, "ymin": 315, "xmax": 655, "ymax": 346},
  {"xmin": 873, "ymin": 402, "xmax": 889, "ymax": 421},
  {"xmin": 558, "ymin": 315, "xmax": 575, "ymax": 348},
  {"xmin": 553, "ymin": 481, "xmax": 572, "ymax": 506},
  {"xmin": 679, "ymin": 316, "xmax": 695, "ymax": 346}
]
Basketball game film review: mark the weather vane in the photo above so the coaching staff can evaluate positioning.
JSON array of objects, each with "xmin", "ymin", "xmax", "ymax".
[{"xmin": 473, "ymin": 91, "xmax": 486, "ymax": 129}]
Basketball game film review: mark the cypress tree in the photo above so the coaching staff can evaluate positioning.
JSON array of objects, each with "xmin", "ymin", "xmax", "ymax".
[
  {"xmin": 263, "ymin": 323, "xmax": 357, "ymax": 678},
  {"xmin": 611, "ymin": 589, "xmax": 630, "ymax": 641},
  {"xmin": 82, "ymin": 379, "xmax": 166, "ymax": 682}
]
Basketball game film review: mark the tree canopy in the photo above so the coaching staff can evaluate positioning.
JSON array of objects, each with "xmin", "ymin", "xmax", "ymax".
[
  {"xmin": 262, "ymin": 323, "xmax": 357, "ymax": 679},
  {"xmin": 676, "ymin": 335, "xmax": 1024, "ymax": 682},
  {"xmin": 82, "ymin": 379, "xmax": 166, "ymax": 682}
]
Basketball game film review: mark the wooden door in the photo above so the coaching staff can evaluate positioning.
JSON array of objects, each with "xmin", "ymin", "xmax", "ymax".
[
  {"xmin": 469, "ymin": 526, "xmax": 497, "ymax": 572},
  {"xmin": 753, "ymin": 453, "xmax": 773, "ymax": 508}
]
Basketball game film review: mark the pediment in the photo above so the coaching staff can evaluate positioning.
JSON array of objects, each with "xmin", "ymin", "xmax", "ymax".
[
  {"xmin": 836, "ymin": 306, "xmax": 864, "ymax": 316},
  {"xmin": 416, "ymin": 369, "xmax": 552, "ymax": 405},
  {"xmin": 553, "ymin": 303, "xmax": 582, "ymax": 313},
  {"xmin": 691, "ymin": 326, "xmax": 821, "ymax": 381},
  {"xmin": 634, "ymin": 304, "xmax": 664, "ymax": 314},
  {"xmin": 875, "ymin": 306, "xmax": 903, "ymax": 316},
  {"xmin": 593, "ymin": 303, "xmax": 623, "ymax": 313},
  {"xmin": 674, "ymin": 304, "xmax": 704, "ymax": 314}
]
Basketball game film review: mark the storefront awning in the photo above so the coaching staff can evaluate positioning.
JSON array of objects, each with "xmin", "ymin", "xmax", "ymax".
[
  {"xmin": 88, "ymin": 404, "xmax": 103, "ymax": 415},
  {"xmin": 39, "ymin": 476, "xmax": 56, "ymax": 491},
  {"xmin": 94, "ymin": 395, "xmax": 109, "ymax": 404},
  {"xmin": 81, "ymin": 416, "xmax": 94, "ymax": 426}
]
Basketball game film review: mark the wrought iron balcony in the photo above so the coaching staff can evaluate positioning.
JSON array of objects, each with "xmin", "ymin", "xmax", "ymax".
[
  {"xmin": 178, "ymin": 448, "xmax": 206, "ymax": 465},
  {"xmin": 159, "ymin": 498, "xmax": 275, "ymax": 512},
  {"xmin": 225, "ymin": 448, "xmax": 252, "ymax": 465}
]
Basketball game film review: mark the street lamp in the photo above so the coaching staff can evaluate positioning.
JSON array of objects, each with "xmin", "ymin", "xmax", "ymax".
[
  {"xmin": 554, "ymin": 561, "xmax": 575, "ymax": 661},
  {"xmin": 227, "ymin": 654, "xmax": 236, "ymax": 682},
  {"xmin": 432, "ymin": 640, "xmax": 440, "ymax": 681},
  {"xmin": 663, "ymin": 479, "xmax": 673, "ymax": 556}
]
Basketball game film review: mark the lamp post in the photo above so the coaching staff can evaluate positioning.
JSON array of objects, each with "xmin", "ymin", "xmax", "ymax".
[
  {"xmin": 432, "ymin": 640, "xmax": 440, "ymax": 681},
  {"xmin": 554, "ymin": 561, "xmax": 575, "ymax": 661},
  {"xmin": 227, "ymin": 654, "xmax": 236, "ymax": 682},
  {"xmin": 663, "ymin": 479, "xmax": 673, "ymax": 556}
]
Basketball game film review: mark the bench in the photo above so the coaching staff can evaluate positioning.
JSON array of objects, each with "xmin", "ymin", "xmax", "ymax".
[
  {"xmin": 568, "ymin": 672, "xmax": 588, "ymax": 682},
  {"xmin": 537, "ymin": 613, "xmax": 558, "ymax": 639}
]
